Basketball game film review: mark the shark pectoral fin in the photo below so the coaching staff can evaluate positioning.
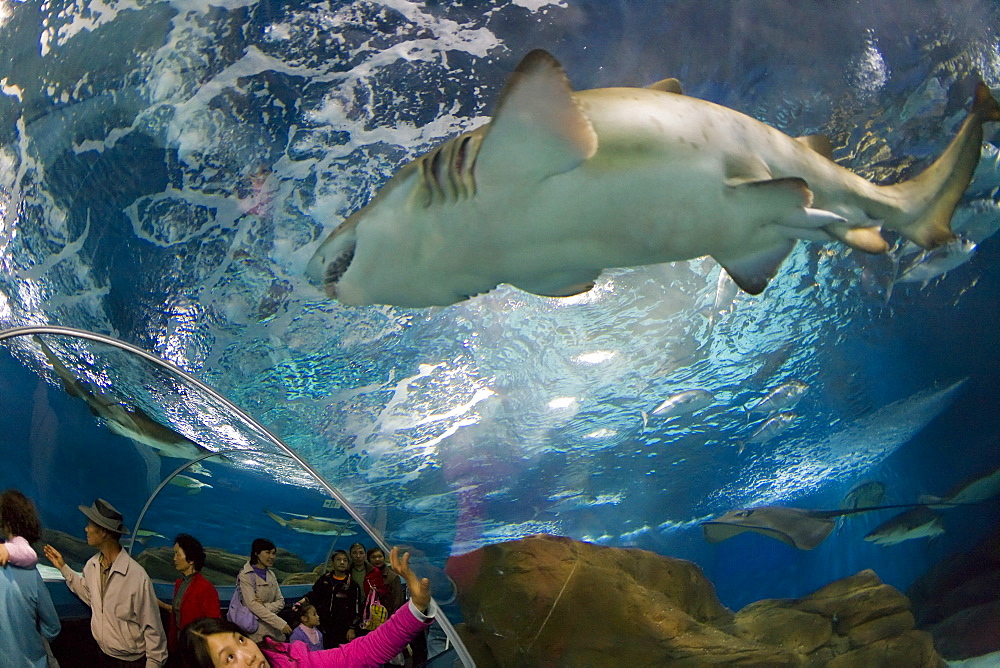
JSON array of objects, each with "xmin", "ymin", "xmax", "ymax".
[
  {"xmin": 476, "ymin": 50, "xmax": 598, "ymax": 183},
  {"xmin": 646, "ymin": 77, "xmax": 683, "ymax": 95},
  {"xmin": 824, "ymin": 223, "xmax": 890, "ymax": 254},
  {"xmin": 714, "ymin": 240, "xmax": 796, "ymax": 294},
  {"xmin": 795, "ymin": 134, "xmax": 835, "ymax": 159}
]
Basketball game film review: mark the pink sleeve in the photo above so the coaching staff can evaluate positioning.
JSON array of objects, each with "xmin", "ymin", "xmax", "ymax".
[
  {"xmin": 262, "ymin": 605, "xmax": 431, "ymax": 668},
  {"xmin": 4, "ymin": 536, "xmax": 38, "ymax": 568}
]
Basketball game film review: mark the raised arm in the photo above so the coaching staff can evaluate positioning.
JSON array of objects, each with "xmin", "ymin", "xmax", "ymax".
[
  {"xmin": 389, "ymin": 546, "xmax": 431, "ymax": 614},
  {"xmin": 44, "ymin": 544, "xmax": 92, "ymax": 606}
]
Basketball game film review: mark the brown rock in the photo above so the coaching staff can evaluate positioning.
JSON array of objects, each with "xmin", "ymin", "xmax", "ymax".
[
  {"xmin": 804, "ymin": 569, "xmax": 883, "ymax": 601},
  {"xmin": 448, "ymin": 534, "xmax": 789, "ymax": 666},
  {"xmin": 845, "ymin": 610, "xmax": 914, "ymax": 648},
  {"xmin": 826, "ymin": 630, "xmax": 944, "ymax": 668},
  {"xmin": 447, "ymin": 536, "xmax": 945, "ymax": 667},
  {"xmin": 734, "ymin": 606, "xmax": 832, "ymax": 654},
  {"xmin": 795, "ymin": 571, "xmax": 910, "ymax": 633}
]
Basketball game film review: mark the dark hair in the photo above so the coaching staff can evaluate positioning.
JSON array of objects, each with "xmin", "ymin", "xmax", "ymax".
[
  {"xmin": 329, "ymin": 549, "xmax": 349, "ymax": 570},
  {"xmin": 179, "ymin": 617, "xmax": 254, "ymax": 668},
  {"xmin": 174, "ymin": 533, "xmax": 206, "ymax": 572},
  {"xmin": 0, "ymin": 489, "xmax": 42, "ymax": 544},
  {"xmin": 297, "ymin": 602, "xmax": 317, "ymax": 623},
  {"xmin": 250, "ymin": 538, "xmax": 276, "ymax": 566},
  {"xmin": 367, "ymin": 546, "xmax": 384, "ymax": 561}
]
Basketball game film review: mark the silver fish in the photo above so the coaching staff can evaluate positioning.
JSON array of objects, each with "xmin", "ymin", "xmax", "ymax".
[
  {"xmin": 896, "ymin": 236, "xmax": 977, "ymax": 285},
  {"xmin": 749, "ymin": 380, "xmax": 809, "ymax": 415},
  {"xmin": 748, "ymin": 411, "xmax": 797, "ymax": 443},
  {"xmin": 651, "ymin": 389, "xmax": 714, "ymax": 418}
]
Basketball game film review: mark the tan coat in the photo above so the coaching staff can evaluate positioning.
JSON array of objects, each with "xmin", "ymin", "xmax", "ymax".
[{"xmin": 237, "ymin": 562, "xmax": 287, "ymax": 643}]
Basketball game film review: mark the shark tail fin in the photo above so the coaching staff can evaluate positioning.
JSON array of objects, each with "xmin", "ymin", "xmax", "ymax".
[{"xmin": 880, "ymin": 82, "xmax": 1000, "ymax": 249}]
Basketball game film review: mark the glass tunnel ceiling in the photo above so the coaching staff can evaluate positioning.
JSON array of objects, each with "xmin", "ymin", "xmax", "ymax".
[{"xmin": 1, "ymin": 0, "xmax": 1000, "ymax": 636}]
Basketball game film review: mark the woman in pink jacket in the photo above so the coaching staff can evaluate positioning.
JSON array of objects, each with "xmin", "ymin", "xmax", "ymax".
[{"xmin": 178, "ymin": 546, "xmax": 433, "ymax": 667}]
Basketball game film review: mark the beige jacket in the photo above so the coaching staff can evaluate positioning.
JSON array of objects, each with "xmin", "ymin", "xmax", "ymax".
[
  {"xmin": 61, "ymin": 548, "xmax": 167, "ymax": 667},
  {"xmin": 237, "ymin": 562, "xmax": 287, "ymax": 643}
]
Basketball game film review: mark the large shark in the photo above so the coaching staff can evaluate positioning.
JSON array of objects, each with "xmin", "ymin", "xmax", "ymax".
[
  {"xmin": 308, "ymin": 50, "xmax": 1000, "ymax": 307},
  {"xmin": 34, "ymin": 336, "xmax": 223, "ymax": 464},
  {"xmin": 863, "ymin": 506, "xmax": 945, "ymax": 546},
  {"xmin": 262, "ymin": 509, "xmax": 357, "ymax": 537}
]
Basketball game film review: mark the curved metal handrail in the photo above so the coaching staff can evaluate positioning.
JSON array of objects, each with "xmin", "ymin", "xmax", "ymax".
[
  {"xmin": 0, "ymin": 325, "xmax": 475, "ymax": 667},
  {"xmin": 129, "ymin": 448, "xmax": 290, "ymax": 557}
]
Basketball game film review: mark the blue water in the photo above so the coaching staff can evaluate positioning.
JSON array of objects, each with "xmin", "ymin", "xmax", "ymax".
[{"xmin": 2, "ymin": 0, "xmax": 1000, "ymax": 646}]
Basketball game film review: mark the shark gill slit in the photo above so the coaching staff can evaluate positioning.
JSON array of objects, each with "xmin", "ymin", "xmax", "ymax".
[{"xmin": 441, "ymin": 137, "xmax": 461, "ymax": 201}]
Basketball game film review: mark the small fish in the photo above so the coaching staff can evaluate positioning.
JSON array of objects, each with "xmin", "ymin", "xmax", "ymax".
[
  {"xmin": 864, "ymin": 506, "xmax": 944, "ymax": 546},
  {"xmin": 749, "ymin": 380, "xmax": 809, "ymax": 416},
  {"xmin": 748, "ymin": 411, "xmax": 797, "ymax": 444},
  {"xmin": 263, "ymin": 509, "xmax": 357, "ymax": 536},
  {"xmin": 707, "ymin": 268, "xmax": 740, "ymax": 329},
  {"xmin": 651, "ymin": 389, "xmax": 714, "ymax": 418},
  {"xmin": 168, "ymin": 474, "xmax": 212, "ymax": 494},
  {"xmin": 896, "ymin": 236, "xmax": 977, "ymax": 285}
]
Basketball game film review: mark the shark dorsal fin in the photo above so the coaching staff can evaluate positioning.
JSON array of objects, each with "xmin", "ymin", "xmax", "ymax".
[
  {"xmin": 646, "ymin": 78, "xmax": 683, "ymax": 95},
  {"xmin": 796, "ymin": 134, "xmax": 834, "ymax": 159},
  {"xmin": 476, "ymin": 49, "xmax": 598, "ymax": 183}
]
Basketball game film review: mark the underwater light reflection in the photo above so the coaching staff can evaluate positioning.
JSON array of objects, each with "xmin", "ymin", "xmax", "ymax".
[
  {"xmin": 152, "ymin": 298, "xmax": 205, "ymax": 367},
  {"xmin": 574, "ymin": 350, "xmax": 616, "ymax": 364}
]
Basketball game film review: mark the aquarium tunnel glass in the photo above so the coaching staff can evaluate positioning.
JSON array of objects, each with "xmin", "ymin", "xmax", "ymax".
[{"xmin": 1, "ymin": 1, "xmax": 1000, "ymax": 666}]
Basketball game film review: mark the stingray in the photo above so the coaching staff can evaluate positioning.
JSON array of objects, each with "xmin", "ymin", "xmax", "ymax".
[{"xmin": 701, "ymin": 504, "xmax": 927, "ymax": 550}]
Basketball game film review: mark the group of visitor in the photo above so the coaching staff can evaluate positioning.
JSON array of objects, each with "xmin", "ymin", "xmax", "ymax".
[{"xmin": 1, "ymin": 489, "xmax": 434, "ymax": 668}]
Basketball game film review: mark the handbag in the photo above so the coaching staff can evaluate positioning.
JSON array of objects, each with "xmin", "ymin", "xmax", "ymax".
[
  {"xmin": 361, "ymin": 586, "xmax": 388, "ymax": 631},
  {"xmin": 227, "ymin": 573, "xmax": 260, "ymax": 635}
]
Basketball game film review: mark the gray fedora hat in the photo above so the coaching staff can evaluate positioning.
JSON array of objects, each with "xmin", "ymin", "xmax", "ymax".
[{"xmin": 78, "ymin": 498, "xmax": 130, "ymax": 535}]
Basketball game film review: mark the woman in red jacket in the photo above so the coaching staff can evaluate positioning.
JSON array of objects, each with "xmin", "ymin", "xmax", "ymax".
[{"xmin": 158, "ymin": 533, "xmax": 221, "ymax": 654}]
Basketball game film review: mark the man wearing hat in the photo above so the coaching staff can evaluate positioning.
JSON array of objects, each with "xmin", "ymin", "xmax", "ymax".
[{"xmin": 44, "ymin": 499, "xmax": 167, "ymax": 667}]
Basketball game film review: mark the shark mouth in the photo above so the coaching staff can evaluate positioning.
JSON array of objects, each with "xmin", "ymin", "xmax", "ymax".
[{"xmin": 307, "ymin": 230, "xmax": 356, "ymax": 298}]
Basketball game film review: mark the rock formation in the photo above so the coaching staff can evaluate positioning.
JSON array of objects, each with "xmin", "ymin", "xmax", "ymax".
[{"xmin": 446, "ymin": 534, "xmax": 945, "ymax": 667}]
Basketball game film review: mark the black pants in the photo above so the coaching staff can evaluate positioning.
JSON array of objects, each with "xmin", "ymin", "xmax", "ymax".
[{"xmin": 98, "ymin": 653, "xmax": 146, "ymax": 668}]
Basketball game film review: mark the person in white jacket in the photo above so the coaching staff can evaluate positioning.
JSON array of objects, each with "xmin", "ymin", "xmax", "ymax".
[{"xmin": 44, "ymin": 498, "xmax": 166, "ymax": 667}]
